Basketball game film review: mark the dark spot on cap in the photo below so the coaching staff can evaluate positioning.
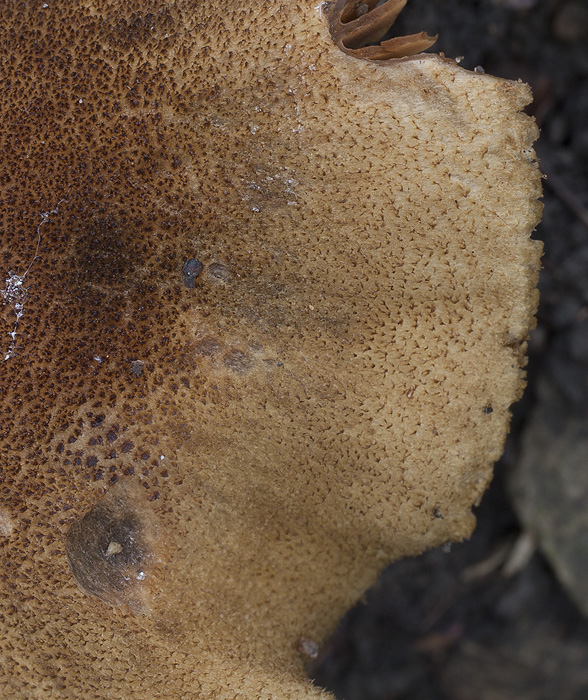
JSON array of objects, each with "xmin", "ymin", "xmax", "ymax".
[
  {"xmin": 69, "ymin": 215, "xmax": 139, "ymax": 290},
  {"xmin": 130, "ymin": 360, "xmax": 145, "ymax": 377},
  {"xmin": 65, "ymin": 489, "xmax": 151, "ymax": 608},
  {"xmin": 207, "ymin": 262, "xmax": 231, "ymax": 282},
  {"xmin": 195, "ymin": 336, "xmax": 220, "ymax": 356},
  {"xmin": 224, "ymin": 349, "xmax": 253, "ymax": 374},
  {"xmin": 483, "ymin": 404, "xmax": 493, "ymax": 414},
  {"xmin": 121, "ymin": 441, "xmax": 134, "ymax": 453},
  {"xmin": 182, "ymin": 258, "xmax": 204, "ymax": 288}
]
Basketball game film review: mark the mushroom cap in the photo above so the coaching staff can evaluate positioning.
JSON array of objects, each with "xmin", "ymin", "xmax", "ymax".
[{"xmin": 0, "ymin": 1, "xmax": 541, "ymax": 698}]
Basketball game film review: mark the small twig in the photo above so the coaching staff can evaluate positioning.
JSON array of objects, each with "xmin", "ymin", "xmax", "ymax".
[{"xmin": 501, "ymin": 531, "xmax": 536, "ymax": 578}]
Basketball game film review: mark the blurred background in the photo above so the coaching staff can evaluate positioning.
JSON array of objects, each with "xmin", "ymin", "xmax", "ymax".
[{"xmin": 310, "ymin": 1, "xmax": 588, "ymax": 698}]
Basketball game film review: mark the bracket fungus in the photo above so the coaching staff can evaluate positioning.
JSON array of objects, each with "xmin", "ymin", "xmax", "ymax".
[{"xmin": 0, "ymin": 1, "xmax": 541, "ymax": 699}]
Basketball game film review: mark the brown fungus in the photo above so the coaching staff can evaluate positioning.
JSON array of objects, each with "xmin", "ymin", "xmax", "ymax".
[{"xmin": 0, "ymin": 1, "xmax": 541, "ymax": 699}]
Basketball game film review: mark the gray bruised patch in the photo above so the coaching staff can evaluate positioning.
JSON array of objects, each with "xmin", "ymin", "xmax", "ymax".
[{"xmin": 65, "ymin": 487, "xmax": 153, "ymax": 610}]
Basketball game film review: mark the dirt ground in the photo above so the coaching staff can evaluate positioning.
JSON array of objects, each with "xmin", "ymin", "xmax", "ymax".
[{"xmin": 310, "ymin": 1, "xmax": 588, "ymax": 698}]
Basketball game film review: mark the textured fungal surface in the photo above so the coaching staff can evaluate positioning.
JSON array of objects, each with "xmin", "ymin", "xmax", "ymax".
[
  {"xmin": 0, "ymin": 1, "xmax": 541, "ymax": 699},
  {"xmin": 65, "ymin": 483, "xmax": 156, "ymax": 610}
]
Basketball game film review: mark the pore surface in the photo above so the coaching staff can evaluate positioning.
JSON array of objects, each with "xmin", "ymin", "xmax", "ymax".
[{"xmin": 0, "ymin": 1, "xmax": 541, "ymax": 698}]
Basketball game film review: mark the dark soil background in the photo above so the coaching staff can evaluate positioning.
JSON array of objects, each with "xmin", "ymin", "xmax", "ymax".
[{"xmin": 310, "ymin": 1, "xmax": 588, "ymax": 698}]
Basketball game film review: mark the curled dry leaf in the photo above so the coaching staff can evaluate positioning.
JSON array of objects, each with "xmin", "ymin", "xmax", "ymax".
[
  {"xmin": 0, "ymin": 1, "xmax": 542, "ymax": 698},
  {"xmin": 329, "ymin": 0, "xmax": 438, "ymax": 60}
]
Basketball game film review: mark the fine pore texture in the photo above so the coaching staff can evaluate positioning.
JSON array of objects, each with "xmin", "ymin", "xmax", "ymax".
[{"xmin": 0, "ymin": 1, "xmax": 542, "ymax": 699}]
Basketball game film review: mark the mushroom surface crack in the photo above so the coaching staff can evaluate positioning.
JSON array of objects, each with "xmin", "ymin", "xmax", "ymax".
[{"xmin": 329, "ymin": 0, "xmax": 437, "ymax": 60}]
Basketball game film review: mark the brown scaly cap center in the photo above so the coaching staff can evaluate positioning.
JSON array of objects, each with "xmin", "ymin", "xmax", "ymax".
[{"xmin": 329, "ymin": 0, "xmax": 437, "ymax": 60}]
